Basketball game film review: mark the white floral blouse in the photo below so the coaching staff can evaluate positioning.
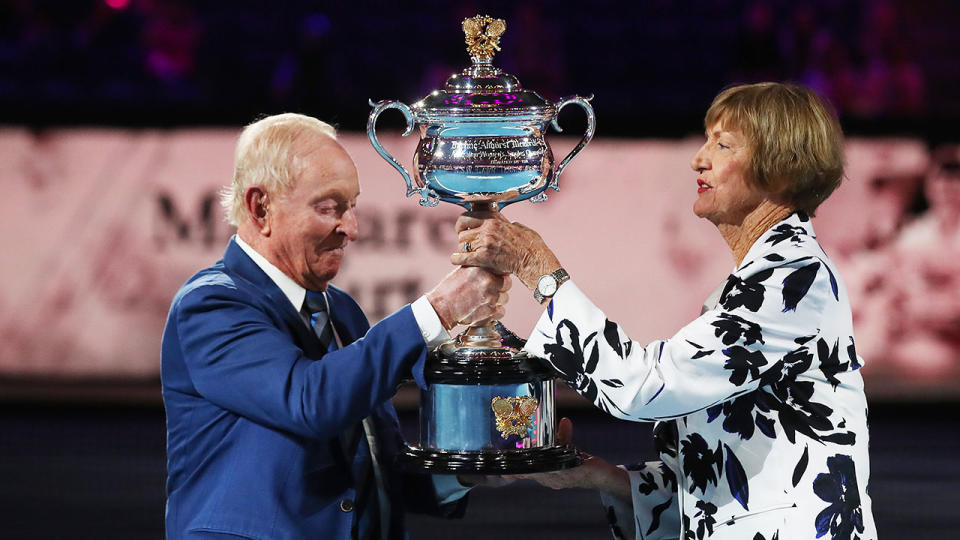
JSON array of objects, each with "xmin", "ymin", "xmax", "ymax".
[{"xmin": 524, "ymin": 212, "xmax": 877, "ymax": 540}]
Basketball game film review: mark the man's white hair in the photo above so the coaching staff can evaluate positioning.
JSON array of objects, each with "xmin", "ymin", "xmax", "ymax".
[{"xmin": 221, "ymin": 113, "xmax": 337, "ymax": 227}]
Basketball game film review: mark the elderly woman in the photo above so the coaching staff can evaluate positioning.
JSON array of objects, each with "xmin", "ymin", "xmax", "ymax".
[{"xmin": 454, "ymin": 83, "xmax": 876, "ymax": 540}]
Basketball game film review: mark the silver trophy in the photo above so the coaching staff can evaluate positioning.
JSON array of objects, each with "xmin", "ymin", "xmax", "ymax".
[{"xmin": 368, "ymin": 15, "xmax": 594, "ymax": 474}]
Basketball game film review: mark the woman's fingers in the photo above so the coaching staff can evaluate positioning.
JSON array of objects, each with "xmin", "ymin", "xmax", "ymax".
[
  {"xmin": 451, "ymin": 213, "xmax": 561, "ymax": 290},
  {"xmin": 454, "ymin": 210, "xmax": 507, "ymax": 233},
  {"xmin": 556, "ymin": 417, "xmax": 574, "ymax": 446},
  {"xmin": 454, "ymin": 215, "xmax": 483, "ymax": 234},
  {"xmin": 451, "ymin": 245, "xmax": 511, "ymax": 275}
]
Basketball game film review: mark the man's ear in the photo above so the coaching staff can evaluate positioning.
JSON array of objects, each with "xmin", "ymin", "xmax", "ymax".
[{"xmin": 244, "ymin": 186, "xmax": 271, "ymax": 235}]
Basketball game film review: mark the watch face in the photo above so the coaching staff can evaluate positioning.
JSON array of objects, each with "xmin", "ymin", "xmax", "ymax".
[{"xmin": 537, "ymin": 275, "xmax": 558, "ymax": 297}]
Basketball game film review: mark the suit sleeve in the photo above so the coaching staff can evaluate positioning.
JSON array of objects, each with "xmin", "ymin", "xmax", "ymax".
[
  {"xmin": 371, "ymin": 402, "xmax": 470, "ymax": 520},
  {"xmin": 523, "ymin": 255, "xmax": 840, "ymax": 421},
  {"xmin": 173, "ymin": 283, "xmax": 426, "ymax": 440},
  {"xmin": 397, "ymin": 471, "xmax": 468, "ymax": 518}
]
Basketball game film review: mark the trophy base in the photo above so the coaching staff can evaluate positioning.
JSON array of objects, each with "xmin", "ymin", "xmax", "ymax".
[{"xmin": 397, "ymin": 444, "xmax": 582, "ymax": 475}]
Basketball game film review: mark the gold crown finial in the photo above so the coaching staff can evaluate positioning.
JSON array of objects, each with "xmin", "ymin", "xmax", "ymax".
[{"xmin": 462, "ymin": 15, "xmax": 506, "ymax": 61}]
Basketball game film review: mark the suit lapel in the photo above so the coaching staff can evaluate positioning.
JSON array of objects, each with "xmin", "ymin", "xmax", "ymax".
[
  {"xmin": 325, "ymin": 293, "xmax": 355, "ymax": 347},
  {"xmin": 222, "ymin": 239, "xmax": 373, "ymax": 481},
  {"xmin": 221, "ymin": 238, "xmax": 327, "ymax": 357}
]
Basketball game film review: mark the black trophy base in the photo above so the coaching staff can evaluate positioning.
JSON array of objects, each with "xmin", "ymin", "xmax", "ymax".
[{"xmin": 397, "ymin": 444, "xmax": 582, "ymax": 475}]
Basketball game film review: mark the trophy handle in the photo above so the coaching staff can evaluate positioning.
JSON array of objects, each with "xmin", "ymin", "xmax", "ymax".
[
  {"xmin": 367, "ymin": 99, "xmax": 439, "ymax": 207},
  {"xmin": 548, "ymin": 95, "xmax": 596, "ymax": 192}
]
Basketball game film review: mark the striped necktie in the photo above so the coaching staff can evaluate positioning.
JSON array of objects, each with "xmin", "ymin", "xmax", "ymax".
[{"xmin": 303, "ymin": 291, "xmax": 333, "ymax": 351}]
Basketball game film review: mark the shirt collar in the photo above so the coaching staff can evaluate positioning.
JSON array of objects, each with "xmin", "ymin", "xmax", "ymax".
[
  {"xmin": 234, "ymin": 235, "xmax": 307, "ymax": 314},
  {"xmin": 737, "ymin": 211, "xmax": 816, "ymax": 271}
]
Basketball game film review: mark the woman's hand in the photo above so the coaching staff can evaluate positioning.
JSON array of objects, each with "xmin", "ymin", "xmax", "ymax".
[
  {"xmin": 451, "ymin": 209, "xmax": 562, "ymax": 291},
  {"xmin": 516, "ymin": 418, "xmax": 631, "ymax": 502}
]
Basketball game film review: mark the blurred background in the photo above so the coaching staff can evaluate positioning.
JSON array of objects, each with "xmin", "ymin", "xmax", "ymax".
[{"xmin": 1, "ymin": 0, "xmax": 958, "ymax": 538}]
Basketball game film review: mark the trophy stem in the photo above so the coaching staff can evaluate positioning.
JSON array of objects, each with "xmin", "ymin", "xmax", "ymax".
[
  {"xmin": 455, "ymin": 319, "xmax": 502, "ymax": 349},
  {"xmin": 468, "ymin": 201, "xmax": 497, "ymax": 212},
  {"xmin": 451, "ymin": 202, "xmax": 505, "ymax": 350}
]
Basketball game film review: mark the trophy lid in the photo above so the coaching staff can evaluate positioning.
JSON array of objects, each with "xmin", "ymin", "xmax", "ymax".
[{"xmin": 412, "ymin": 15, "xmax": 554, "ymax": 118}]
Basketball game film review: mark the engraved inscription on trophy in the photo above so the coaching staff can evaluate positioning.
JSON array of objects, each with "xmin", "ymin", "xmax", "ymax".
[
  {"xmin": 419, "ymin": 137, "xmax": 546, "ymax": 167},
  {"xmin": 491, "ymin": 396, "xmax": 539, "ymax": 439}
]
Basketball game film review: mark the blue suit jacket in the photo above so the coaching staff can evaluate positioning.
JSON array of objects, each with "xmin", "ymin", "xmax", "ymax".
[{"xmin": 161, "ymin": 239, "xmax": 465, "ymax": 539}]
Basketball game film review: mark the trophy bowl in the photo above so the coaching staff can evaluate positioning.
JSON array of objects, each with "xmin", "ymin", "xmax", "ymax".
[{"xmin": 368, "ymin": 15, "xmax": 594, "ymax": 474}]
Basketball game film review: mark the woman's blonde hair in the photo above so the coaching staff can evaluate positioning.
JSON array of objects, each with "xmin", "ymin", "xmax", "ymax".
[
  {"xmin": 221, "ymin": 113, "xmax": 337, "ymax": 226},
  {"xmin": 705, "ymin": 82, "xmax": 844, "ymax": 216}
]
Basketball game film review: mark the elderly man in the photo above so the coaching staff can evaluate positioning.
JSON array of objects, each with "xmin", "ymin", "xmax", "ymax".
[{"xmin": 161, "ymin": 113, "xmax": 507, "ymax": 539}]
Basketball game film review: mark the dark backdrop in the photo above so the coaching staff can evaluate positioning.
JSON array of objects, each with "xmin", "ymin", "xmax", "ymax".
[
  {"xmin": 4, "ymin": 0, "xmax": 960, "ymax": 140},
  {"xmin": 1, "ymin": 400, "xmax": 956, "ymax": 539}
]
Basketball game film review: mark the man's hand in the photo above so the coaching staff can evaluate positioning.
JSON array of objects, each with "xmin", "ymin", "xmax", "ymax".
[{"xmin": 426, "ymin": 266, "xmax": 511, "ymax": 331}]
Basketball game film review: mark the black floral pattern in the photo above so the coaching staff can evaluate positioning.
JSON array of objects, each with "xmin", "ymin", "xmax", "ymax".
[
  {"xmin": 604, "ymin": 318, "xmax": 630, "ymax": 359},
  {"xmin": 722, "ymin": 346, "xmax": 768, "ymax": 385},
  {"xmin": 680, "ymin": 434, "xmax": 723, "ymax": 494},
  {"xmin": 847, "ymin": 337, "xmax": 862, "ymax": 370},
  {"xmin": 792, "ymin": 444, "xmax": 810, "ymax": 487},
  {"xmin": 782, "ymin": 261, "xmax": 821, "ymax": 311},
  {"xmin": 720, "ymin": 269, "xmax": 774, "ymax": 312},
  {"xmin": 542, "ymin": 319, "xmax": 582, "ymax": 383},
  {"xmin": 648, "ymin": 497, "xmax": 674, "ymax": 537},
  {"xmin": 813, "ymin": 454, "xmax": 865, "ymax": 540},
  {"xmin": 723, "ymin": 444, "xmax": 750, "ymax": 510},
  {"xmin": 767, "ymin": 379, "xmax": 835, "ymax": 444},
  {"xmin": 531, "ymin": 212, "xmax": 873, "ymax": 539},
  {"xmin": 543, "ymin": 319, "xmax": 627, "ymax": 416},
  {"xmin": 711, "ymin": 313, "xmax": 765, "ymax": 346},
  {"xmin": 765, "ymin": 223, "xmax": 808, "ymax": 246},
  {"xmin": 760, "ymin": 335, "xmax": 816, "ymax": 386},
  {"xmin": 653, "ymin": 422, "xmax": 679, "ymax": 462},
  {"xmin": 709, "ymin": 338, "xmax": 856, "ymax": 447},
  {"xmin": 706, "ymin": 392, "xmax": 773, "ymax": 441},
  {"xmin": 658, "ymin": 461, "xmax": 678, "ymax": 492},
  {"xmin": 693, "ymin": 500, "xmax": 718, "ymax": 540},
  {"xmin": 634, "ymin": 468, "xmax": 659, "ymax": 495},
  {"xmin": 818, "ymin": 338, "xmax": 850, "ymax": 389},
  {"xmin": 688, "ymin": 339, "xmax": 715, "ymax": 360}
]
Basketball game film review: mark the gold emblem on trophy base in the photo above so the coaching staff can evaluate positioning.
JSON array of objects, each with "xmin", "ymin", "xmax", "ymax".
[{"xmin": 491, "ymin": 395, "xmax": 538, "ymax": 438}]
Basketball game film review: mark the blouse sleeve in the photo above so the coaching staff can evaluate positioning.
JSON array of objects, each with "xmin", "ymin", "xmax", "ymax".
[
  {"xmin": 523, "ymin": 254, "xmax": 847, "ymax": 421},
  {"xmin": 599, "ymin": 460, "xmax": 681, "ymax": 540}
]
